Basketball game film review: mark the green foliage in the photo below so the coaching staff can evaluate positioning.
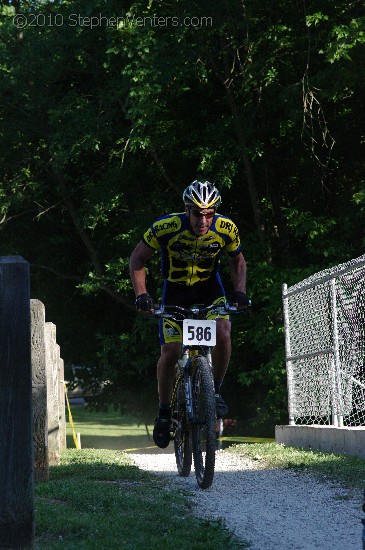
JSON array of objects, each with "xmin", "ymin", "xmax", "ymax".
[
  {"xmin": 0, "ymin": 0, "xmax": 365, "ymax": 433},
  {"xmin": 326, "ymin": 17, "xmax": 365, "ymax": 62}
]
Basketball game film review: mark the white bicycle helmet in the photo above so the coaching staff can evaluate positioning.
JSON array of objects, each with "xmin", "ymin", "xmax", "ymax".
[{"xmin": 183, "ymin": 180, "xmax": 222, "ymax": 209}]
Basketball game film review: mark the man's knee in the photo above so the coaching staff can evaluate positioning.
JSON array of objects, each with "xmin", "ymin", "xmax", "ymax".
[
  {"xmin": 160, "ymin": 342, "xmax": 180, "ymax": 366},
  {"xmin": 216, "ymin": 319, "xmax": 231, "ymax": 344}
]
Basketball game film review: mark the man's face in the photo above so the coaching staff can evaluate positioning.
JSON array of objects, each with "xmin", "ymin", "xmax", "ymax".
[{"xmin": 185, "ymin": 206, "xmax": 215, "ymax": 236}]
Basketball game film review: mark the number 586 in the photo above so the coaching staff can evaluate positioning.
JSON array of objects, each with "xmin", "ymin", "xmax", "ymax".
[{"xmin": 187, "ymin": 326, "xmax": 212, "ymax": 341}]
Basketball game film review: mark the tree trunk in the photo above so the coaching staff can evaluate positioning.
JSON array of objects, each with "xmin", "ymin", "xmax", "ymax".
[{"xmin": 211, "ymin": 39, "xmax": 263, "ymax": 231}]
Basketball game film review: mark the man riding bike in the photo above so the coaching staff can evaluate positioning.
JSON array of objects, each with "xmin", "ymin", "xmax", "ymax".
[{"xmin": 129, "ymin": 180, "xmax": 250, "ymax": 448}]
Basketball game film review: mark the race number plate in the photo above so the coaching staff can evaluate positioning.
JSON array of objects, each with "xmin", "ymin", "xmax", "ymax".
[{"xmin": 182, "ymin": 319, "xmax": 216, "ymax": 346}]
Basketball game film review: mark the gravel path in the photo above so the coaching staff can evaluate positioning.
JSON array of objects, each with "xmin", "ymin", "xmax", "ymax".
[{"xmin": 130, "ymin": 449, "xmax": 362, "ymax": 550}]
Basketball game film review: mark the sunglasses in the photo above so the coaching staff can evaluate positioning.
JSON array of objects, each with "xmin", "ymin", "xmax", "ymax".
[{"xmin": 189, "ymin": 208, "xmax": 215, "ymax": 220}]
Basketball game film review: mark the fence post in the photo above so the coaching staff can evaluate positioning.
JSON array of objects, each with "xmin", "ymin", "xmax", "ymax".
[
  {"xmin": 329, "ymin": 279, "xmax": 344, "ymax": 427},
  {"xmin": 45, "ymin": 323, "xmax": 61, "ymax": 466},
  {"xmin": 31, "ymin": 299, "xmax": 49, "ymax": 482},
  {"xmin": 282, "ymin": 283, "xmax": 296, "ymax": 425},
  {"xmin": 58, "ymin": 357, "xmax": 67, "ymax": 450},
  {"xmin": 0, "ymin": 256, "xmax": 34, "ymax": 549}
]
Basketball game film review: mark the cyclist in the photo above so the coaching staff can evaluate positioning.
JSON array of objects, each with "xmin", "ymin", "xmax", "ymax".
[{"xmin": 129, "ymin": 180, "xmax": 250, "ymax": 448}]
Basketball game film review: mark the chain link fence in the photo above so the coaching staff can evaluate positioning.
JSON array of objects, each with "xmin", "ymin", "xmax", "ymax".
[{"xmin": 282, "ymin": 254, "xmax": 365, "ymax": 427}]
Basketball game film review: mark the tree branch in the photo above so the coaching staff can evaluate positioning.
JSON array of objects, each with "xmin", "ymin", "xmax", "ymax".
[
  {"xmin": 30, "ymin": 263, "xmax": 85, "ymax": 283},
  {"xmin": 149, "ymin": 148, "xmax": 181, "ymax": 196},
  {"xmin": 49, "ymin": 166, "xmax": 133, "ymax": 308},
  {"xmin": 208, "ymin": 40, "xmax": 263, "ymax": 230}
]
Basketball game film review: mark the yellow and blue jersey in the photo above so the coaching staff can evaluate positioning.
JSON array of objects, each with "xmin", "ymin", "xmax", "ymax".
[{"xmin": 142, "ymin": 212, "xmax": 241, "ymax": 286}]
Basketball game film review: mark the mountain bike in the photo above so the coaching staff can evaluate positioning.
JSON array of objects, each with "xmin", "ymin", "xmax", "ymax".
[{"xmin": 154, "ymin": 302, "xmax": 239, "ymax": 489}]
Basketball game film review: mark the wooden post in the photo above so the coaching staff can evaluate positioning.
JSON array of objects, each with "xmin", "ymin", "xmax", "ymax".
[
  {"xmin": 58, "ymin": 357, "xmax": 67, "ymax": 451},
  {"xmin": 45, "ymin": 323, "xmax": 60, "ymax": 466},
  {"xmin": 0, "ymin": 256, "xmax": 34, "ymax": 549},
  {"xmin": 30, "ymin": 299, "xmax": 49, "ymax": 482}
]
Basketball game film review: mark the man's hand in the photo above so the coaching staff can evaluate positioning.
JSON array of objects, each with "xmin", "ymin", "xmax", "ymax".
[
  {"xmin": 135, "ymin": 293, "xmax": 154, "ymax": 311},
  {"xmin": 232, "ymin": 291, "xmax": 251, "ymax": 308}
]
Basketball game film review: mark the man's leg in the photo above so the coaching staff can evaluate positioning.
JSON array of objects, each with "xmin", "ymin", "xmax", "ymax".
[
  {"xmin": 157, "ymin": 342, "xmax": 181, "ymax": 405},
  {"xmin": 153, "ymin": 342, "xmax": 180, "ymax": 449},
  {"xmin": 212, "ymin": 318, "xmax": 231, "ymax": 383},
  {"xmin": 212, "ymin": 318, "xmax": 231, "ymax": 418}
]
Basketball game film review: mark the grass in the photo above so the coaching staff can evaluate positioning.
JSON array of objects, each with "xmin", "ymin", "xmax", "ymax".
[
  {"xmin": 58, "ymin": 404, "xmax": 364, "ymax": 548},
  {"xmin": 66, "ymin": 405, "xmax": 365, "ymax": 490},
  {"xmin": 229, "ymin": 442, "xmax": 365, "ymax": 489},
  {"xmin": 44, "ymin": 404, "xmax": 249, "ymax": 549},
  {"xmin": 65, "ymin": 403, "xmax": 274, "ymax": 452},
  {"xmin": 35, "ymin": 449, "xmax": 248, "ymax": 550},
  {"xmin": 66, "ymin": 405, "xmax": 154, "ymax": 452}
]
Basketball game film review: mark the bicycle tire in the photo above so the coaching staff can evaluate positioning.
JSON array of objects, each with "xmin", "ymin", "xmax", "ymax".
[
  {"xmin": 191, "ymin": 355, "xmax": 216, "ymax": 489},
  {"xmin": 172, "ymin": 363, "xmax": 192, "ymax": 477}
]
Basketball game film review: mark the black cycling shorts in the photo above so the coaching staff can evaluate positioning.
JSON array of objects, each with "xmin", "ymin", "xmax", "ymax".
[{"xmin": 159, "ymin": 277, "xmax": 229, "ymax": 345}]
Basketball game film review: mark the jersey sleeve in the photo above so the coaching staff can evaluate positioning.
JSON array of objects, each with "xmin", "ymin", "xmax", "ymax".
[
  {"xmin": 216, "ymin": 217, "xmax": 242, "ymax": 256},
  {"xmin": 141, "ymin": 214, "xmax": 183, "ymax": 250},
  {"xmin": 142, "ymin": 225, "xmax": 160, "ymax": 250}
]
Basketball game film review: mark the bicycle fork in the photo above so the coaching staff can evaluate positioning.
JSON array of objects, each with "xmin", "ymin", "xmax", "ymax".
[
  {"xmin": 180, "ymin": 348, "xmax": 194, "ymax": 422},
  {"xmin": 180, "ymin": 347, "xmax": 213, "ymax": 423}
]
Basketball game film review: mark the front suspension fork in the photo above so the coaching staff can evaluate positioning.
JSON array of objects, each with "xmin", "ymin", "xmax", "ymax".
[{"xmin": 181, "ymin": 347, "xmax": 213, "ymax": 422}]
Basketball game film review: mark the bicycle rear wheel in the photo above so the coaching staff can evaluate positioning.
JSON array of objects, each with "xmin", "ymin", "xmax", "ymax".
[
  {"xmin": 171, "ymin": 365, "xmax": 192, "ymax": 477},
  {"xmin": 191, "ymin": 356, "xmax": 216, "ymax": 489}
]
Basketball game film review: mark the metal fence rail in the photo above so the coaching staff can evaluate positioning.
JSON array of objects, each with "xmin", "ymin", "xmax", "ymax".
[{"xmin": 283, "ymin": 254, "xmax": 365, "ymax": 427}]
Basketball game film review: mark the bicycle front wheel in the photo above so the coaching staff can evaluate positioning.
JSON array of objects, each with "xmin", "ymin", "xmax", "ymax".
[
  {"xmin": 172, "ymin": 366, "xmax": 192, "ymax": 477},
  {"xmin": 191, "ymin": 356, "xmax": 216, "ymax": 489}
]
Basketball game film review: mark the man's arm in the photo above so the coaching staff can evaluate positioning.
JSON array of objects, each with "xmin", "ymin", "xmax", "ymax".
[
  {"xmin": 229, "ymin": 252, "xmax": 250, "ymax": 307},
  {"xmin": 229, "ymin": 252, "xmax": 247, "ymax": 293},
  {"xmin": 129, "ymin": 241, "xmax": 155, "ymax": 297}
]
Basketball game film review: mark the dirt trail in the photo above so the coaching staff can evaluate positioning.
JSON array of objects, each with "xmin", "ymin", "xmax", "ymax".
[{"xmin": 131, "ymin": 449, "xmax": 362, "ymax": 550}]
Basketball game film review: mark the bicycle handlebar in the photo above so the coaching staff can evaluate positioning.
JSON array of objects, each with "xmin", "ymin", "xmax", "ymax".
[{"xmin": 152, "ymin": 302, "xmax": 250, "ymax": 320}]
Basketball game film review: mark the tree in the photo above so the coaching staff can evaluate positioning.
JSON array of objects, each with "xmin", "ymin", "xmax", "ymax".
[{"xmin": 1, "ymin": 0, "xmax": 365, "ymax": 433}]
